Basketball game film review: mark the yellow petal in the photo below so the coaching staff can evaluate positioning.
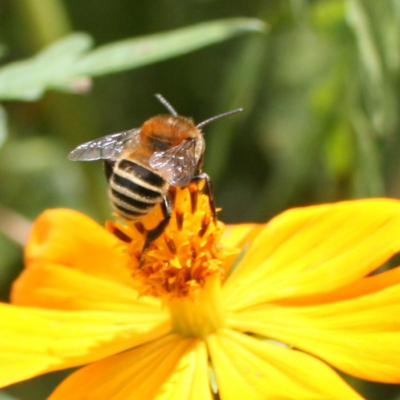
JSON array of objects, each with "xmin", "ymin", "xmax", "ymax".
[
  {"xmin": 25, "ymin": 209, "xmax": 132, "ymax": 286},
  {"xmin": 0, "ymin": 303, "xmax": 170, "ymax": 388},
  {"xmin": 278, "ymin": 265, "xmax": 400, "ymax": 306},
  {"xmin": 207, "ymin": 329, "xmax": 363, "ymax": 400},
  {"xmin": 221, "ymin": 224, "xmax": 263, "ymax": 275},
  {"xmin": 222, "ymin": 223, "xmax": 262, "ymax": 248},
  {"xmin": 223, "ymin": 199, "xmax": 400, "ymax": 310},
  {"xmin": 229, "ymin": 281, "xmax": 400, "ymax": 382},
  {"xmin": 11, "ymin": 261, "xmax": 164, "ymax": 314},
  {"xmin": 48, "ymin": 334, "xmax": 212, "ymax": 400}
]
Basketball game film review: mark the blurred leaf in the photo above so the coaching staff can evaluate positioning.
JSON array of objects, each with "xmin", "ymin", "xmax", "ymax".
[
  {"xmin": 347, "ymin": 0, "xmax": 384, "ymax": 87},
  {"xmin": 350, "ymin": 108, "xmax": 385, "ymax": 197},
  {"xmin": 0, "ymin": 233, "xmax": 23, "ymax": 302},
  {"xmin": 0, "ymin": 136, "xmax": 98, "ymax": 219},
  {"xmin": 324, "ymin": 122, "xmax": 354, "ymax": 178},
  {"xmin": 255, "ymin": 120, "xmax": 326, "ymax": 220},
  {"xmin": 0, "ymin": 105, "xmax": 8, "ymax": 149},
  {"xmin": 0, "ymin": 44, "xmax": 7, "ymax": 60},
  {"xmin": 15, "ymin": 0, "xmax": 72, "ymax": 50},
  {"xmin": 346, "ymin": 0, "xmax": 399, "ymax": 136},
  {"xmin": 289, "ymin": 0, "xmax": 311, "ymax": 22},
  {"xmin": 0, "ymin": 18, "xmax": 265, "ymax": 101},
  {"xmin": 0, "ymin": 391, "xmax": 20, "ymax": 400},
  {"xmin": 74, "ymin": 18, "xmax": 266, "ymax": 77},
  {"xmin": 312, "ymin": 0, "xmax": 347, "ymax": 36},
  {"xmin": 0, "ymin": 33, "xmax": 93, "ymax": 100},
  {"xmin": 206, "ymin": 33, "xmax": 269, "ymax": 186}
]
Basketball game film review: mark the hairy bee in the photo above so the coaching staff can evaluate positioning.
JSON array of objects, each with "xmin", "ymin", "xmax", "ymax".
[{"xmin": 68, "ymin": 94, "xmax": 242, "ymax": 249}]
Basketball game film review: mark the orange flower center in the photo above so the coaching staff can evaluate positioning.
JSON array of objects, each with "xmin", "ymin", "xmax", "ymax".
[{"xmin": 106, "ymin": 184, "xmax": 236, "ymax": 301}]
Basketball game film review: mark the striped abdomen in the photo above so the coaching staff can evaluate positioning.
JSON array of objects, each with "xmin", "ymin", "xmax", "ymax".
[{"xmin": 109, "ymin": 158, "xmax": 167, "ymax": 220}]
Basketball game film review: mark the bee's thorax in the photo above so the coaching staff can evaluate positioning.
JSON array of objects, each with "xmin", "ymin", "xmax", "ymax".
[{"xmin": 140, "ymin": 115, "xmax": 200, "ymax": 151}]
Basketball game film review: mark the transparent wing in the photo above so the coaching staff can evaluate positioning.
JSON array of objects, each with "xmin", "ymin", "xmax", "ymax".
[
  {"xmin": 149, "ymin": 139, "xmax": 197, "ymax": 187},
  {"xmin": 68, "ymin": 128, "xmax": 141, "ymax": 161}
]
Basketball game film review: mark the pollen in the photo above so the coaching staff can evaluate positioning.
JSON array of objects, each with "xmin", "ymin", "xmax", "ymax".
[{"xmin": 107, "ymin": 185, "xmax": 236, "ymax": 300}]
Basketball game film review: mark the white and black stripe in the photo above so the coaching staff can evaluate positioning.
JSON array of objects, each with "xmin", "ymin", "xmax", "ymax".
[{"xmin": 109, "ymin": 158, "xmax": 167, "ymax": 220}]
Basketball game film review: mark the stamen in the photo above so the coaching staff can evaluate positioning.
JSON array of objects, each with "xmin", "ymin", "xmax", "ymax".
[
  {"xmin": 134, "ymin": 222, "xmax": 146, "ymax": 235},
  {"xmin": 114, "ymin": 228, "xmax": 133, "ymax": 243},
  {"xmin": 175, "ymin": 207, "xmax": 184, "ymax": 231},
  {"xmin": 106, "ymin": 222, "xmax": 132, "ymax": 243},
  {"xmin": 189, "ymin": 182, "xmax": 198, "ymax": 214},
  {"xmin": 164, "ymin": 233, "xmax": 177, "ymax": 254},
  {"xmin": 199, "ymin": 214, "xmax": 211, "ymax": 238},
  {"xmin": 169, "ymin": 186, "xmax": 177, "ymax": 204},
  {"xmin": 121, "ymin": 187, "xmax": 236, "ymax": 300}
]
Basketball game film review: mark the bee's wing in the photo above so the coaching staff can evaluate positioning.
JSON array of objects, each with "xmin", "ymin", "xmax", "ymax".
[
  {"xmin": 68, "ymin": 128, "xmax": 141, "ymax": 161},
  {"xmin": 149, "ymin": 139, "xmax": 197, "ymax": 187}
]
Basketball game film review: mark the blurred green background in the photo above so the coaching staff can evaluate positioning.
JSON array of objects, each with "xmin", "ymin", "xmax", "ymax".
[{"xmin": 1, "ymin": 0, "xmax": 400, "ymax": 399}]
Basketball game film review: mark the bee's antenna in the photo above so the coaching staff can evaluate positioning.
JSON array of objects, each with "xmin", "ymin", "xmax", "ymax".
[
  {"xmin": 155, "ymin": 94, "xmax": 178, "ymax": 116},
  {"xmin": 196, "ymin": 108, "xmax": 243, "ymax": 130}
]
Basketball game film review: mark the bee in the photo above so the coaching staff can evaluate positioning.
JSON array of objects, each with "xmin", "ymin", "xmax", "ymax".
[{"xmin": 68, "ymin": 94, "xmax": 242, "ymax": 250}]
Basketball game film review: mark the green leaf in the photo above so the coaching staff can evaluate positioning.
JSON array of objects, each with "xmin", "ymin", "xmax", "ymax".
[
  {"xmin": 0, "ymin": 391, "xmax": 20, "ymax": 400},
  {"xmin": 0, "ymin": 34, "xmax": 92, "ymax": 100},
  {"xmin": 0, "ymin": 105, "xmax": 8, "ymax": 149},
  {"xmin": 0, "ymin": 18, "xmax": 265, "ymax": 102},
  {"xmin": 347, "ymin": 0, "xmax": 384, "ymax": 90},
  {"xmin": 73, "ymin": 18, "xmax": 266, "ymax": 77},
  {"xmin": 346, "ymin": 0, "xmax": 399, "ymax": 136}
]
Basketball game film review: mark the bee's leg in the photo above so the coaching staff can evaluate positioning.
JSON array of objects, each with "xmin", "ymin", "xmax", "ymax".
[
  {"xmin": 103, "ymin": 160, "xmax": 115, "ymax": 182},
  {"xmin": 192, "ymin": 172, "xmax": 217, "ymax": 223},
  {"xmin": 141, "ymin": 194, "xmax": 173, "ymax": 255}
]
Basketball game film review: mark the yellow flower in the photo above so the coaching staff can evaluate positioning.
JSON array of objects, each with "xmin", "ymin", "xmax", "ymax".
[{"xmin": 2, "ymin": 188, "xmax": 400, "ymax": 399}]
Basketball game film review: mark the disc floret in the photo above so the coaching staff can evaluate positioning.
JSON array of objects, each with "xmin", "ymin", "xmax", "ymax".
[{"xmin": 106, "ymin": 185, "xmax": 237, "ymax": 302}]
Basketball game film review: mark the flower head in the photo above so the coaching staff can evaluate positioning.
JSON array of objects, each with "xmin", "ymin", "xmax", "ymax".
[
  {"xmin": 3, "ymin": 189, "xmax": 400, "ymax": 399},
  {"xmin": 107, "ymin": 184, "xmax": 235, "ymax": 300}
]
